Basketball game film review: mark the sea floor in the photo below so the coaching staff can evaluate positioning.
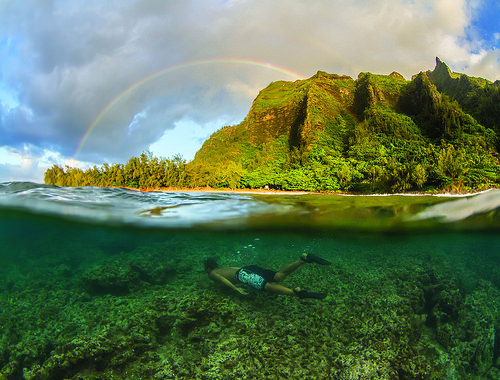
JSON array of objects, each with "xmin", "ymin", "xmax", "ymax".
[{"xmin": 0, "ymin": 224, "xmax": 499, "ymax": 379}]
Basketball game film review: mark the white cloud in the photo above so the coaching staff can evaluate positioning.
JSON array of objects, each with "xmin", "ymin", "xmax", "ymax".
[
  {"xmin": 465, "ymin": 50, "xmax": 500, "ymax": 79},
  {"xmin": 149, "ymin": 117, "xmax": 239, "ymax": 161},
  {"xmin": 0, "ymin": 0, "xmax": 498, "ymax": 182},
  {"xmin": 0, "ymin": 146, "xmax": 21, "ymax": 165},
  {"xmin": 0, "ymin": 145, "xmax": 93, "ymax": 183}
]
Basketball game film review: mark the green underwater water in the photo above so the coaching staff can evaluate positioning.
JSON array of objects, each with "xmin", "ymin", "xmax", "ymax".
[{"xmin": 0, "ymin": 188, "xmax": 500, "ymax": 379}]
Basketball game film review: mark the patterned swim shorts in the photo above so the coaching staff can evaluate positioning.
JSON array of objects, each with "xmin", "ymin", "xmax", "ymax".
[{"xmin": 235, "ymin": 265, "xmax": 277, "ymax": 290}]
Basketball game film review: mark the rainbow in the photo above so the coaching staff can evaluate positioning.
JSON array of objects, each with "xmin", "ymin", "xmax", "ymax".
[{"xmin": 73, "ymin": 58, "xmax": 306, "ymax": 158}]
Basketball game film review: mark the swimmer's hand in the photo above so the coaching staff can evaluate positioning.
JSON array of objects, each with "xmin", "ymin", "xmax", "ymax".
[{"xmin": 236, "ymin": 286, "xmax": 249, "ymax": 295}]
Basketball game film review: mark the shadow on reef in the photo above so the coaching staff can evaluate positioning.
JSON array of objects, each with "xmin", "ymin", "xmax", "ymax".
[{"xmin": 82, "ymin": 257, "xmax": 177, "ymax": 296}]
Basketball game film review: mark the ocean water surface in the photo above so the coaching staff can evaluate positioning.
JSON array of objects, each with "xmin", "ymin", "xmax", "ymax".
[{"xmin": 0, "ymin": 182, "xmax": 499, "ymax": 379}]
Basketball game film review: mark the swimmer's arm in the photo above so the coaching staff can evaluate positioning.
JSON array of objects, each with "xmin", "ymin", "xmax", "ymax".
[{"xmin": 209, "ymin": 272, "xmax": 248, "ymax": 295}]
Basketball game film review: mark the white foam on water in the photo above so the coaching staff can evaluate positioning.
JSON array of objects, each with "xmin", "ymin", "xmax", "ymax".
[{"xmin": 409, "ymin": 189, "xmax": 500, "ymax": 222}]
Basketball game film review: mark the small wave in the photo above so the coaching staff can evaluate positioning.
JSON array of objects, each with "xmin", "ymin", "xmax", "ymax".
[
  {"xmin": 408, "ymin": 189, "xmax": 500, "ymax": 222},
  {"xmin": 0, "ymin": 182, "xmax": 274, "ymax": 228}
]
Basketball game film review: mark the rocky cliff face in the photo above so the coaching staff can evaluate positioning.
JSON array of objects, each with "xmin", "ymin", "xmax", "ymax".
[
  {"xmin": 427, "ymin": 57, "xmax": 500, "ymax": 145},
  {"xmin": 194, "ymin": 68, "xmax": 409, "ymax": 165}
]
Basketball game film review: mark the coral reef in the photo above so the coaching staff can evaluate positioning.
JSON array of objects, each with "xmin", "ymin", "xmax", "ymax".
[{"xmin": 0, "ymin": 231, "xmax": 499, "ymax": 379}]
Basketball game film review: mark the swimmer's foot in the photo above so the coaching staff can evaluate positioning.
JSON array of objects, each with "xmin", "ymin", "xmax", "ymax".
[
  {"xmin": 300, "ymin": 253, "xmax": 331, "ymax": 265},
  {"xmin": 293, "ymin": 287, "xmax": 327, "ymax": 300}
]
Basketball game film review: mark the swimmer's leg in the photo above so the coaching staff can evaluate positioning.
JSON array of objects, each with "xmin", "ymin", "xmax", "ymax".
[
  {"xmin": 273, "ymin": 258, "xmax": 304, "ymax": 282},
  {"xmin": 264, "ymin": 282, "xmax": 295, "ymax": 296},
  {"xmin": 273, "ymin": 253, "xmax": 330, "ymax": 282},
  {"xmin": 264, "ymin": 283, "xmax": 327, "ymax": 300}
]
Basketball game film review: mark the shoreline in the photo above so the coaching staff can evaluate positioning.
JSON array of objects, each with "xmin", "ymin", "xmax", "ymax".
[{"xmin": 112, "ymin": 185, "xmax": 500, "ymax": 197}]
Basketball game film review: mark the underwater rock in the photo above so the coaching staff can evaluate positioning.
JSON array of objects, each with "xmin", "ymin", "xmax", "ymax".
[
  {"xmin": 82, "ymin": 262, "xmax": 139, "ymax": 296},
  {"xmin": 435, "ymin": 288, "xmax": 463, "ymax": 322},
  {"xmin": 128, "ymin": 257, "xmax": 177, "ymax": 285},
  {"xmin": 81, "ymin": 258, "xmax": 177, "ymax": 296},
  {"xmin": 460, "ymin": 284, "xmax": 498, "ymax": 377},
  {"xmin": 22, "ymin": 332, "xmax": 119, "ymax": 379},
  {"xmin": 435, "ymin": 323, "xmax": 454, "ymax": 349},
  {"xmin": 434, "ymin": 280, "xmax": 499, "ymax": 378}
]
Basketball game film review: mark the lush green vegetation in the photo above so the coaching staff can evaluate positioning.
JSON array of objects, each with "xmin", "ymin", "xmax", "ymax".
[
  {"xmin": 45, "ymin": 60, "xmax": 500, "ymax": 193},
  {"xmin": 44, "ymin": 152, "xmax": 188, "ymax": 189}
]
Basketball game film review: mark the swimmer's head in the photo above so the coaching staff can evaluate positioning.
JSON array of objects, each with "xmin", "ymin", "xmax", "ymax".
[{"xmin": 204, "ymin": 257, "xmax": 218, "ymax": 273}]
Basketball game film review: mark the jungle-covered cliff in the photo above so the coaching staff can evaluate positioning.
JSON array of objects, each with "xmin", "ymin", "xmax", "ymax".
[
  {"xmin": 45, "ymin": 58, "xmax": 500, "ymax": 192},
  {"xmin": 187, "ymin": 58, "xmax": 500, "ymax": 192}
]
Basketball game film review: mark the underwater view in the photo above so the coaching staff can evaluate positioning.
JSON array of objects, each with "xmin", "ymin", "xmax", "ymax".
[{"xmin": 0, "ymin": 182, "xmax": 499, "ymax": 379}]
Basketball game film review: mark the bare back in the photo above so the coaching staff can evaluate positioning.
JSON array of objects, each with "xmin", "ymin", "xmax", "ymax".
[{"xmin": 210, "ymin": 266, "xmax": 239, "ymax": 283}]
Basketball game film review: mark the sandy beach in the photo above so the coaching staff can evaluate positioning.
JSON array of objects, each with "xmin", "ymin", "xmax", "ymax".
[{"xmin": 113, "ymin": 185, "xmax": 500, "ymax": 197}]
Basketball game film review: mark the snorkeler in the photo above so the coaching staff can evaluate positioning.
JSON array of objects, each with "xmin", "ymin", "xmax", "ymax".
[{"xmin": 204, "ymin": 253, "xmax": 330, "ymax": 299}]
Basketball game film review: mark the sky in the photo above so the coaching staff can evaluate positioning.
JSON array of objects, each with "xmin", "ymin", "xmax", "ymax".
[{"xmin": 0, "ymin": 0, "xmax": 499, "ymax": 183}]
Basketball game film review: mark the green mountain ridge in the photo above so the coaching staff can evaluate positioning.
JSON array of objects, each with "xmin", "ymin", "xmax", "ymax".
[
  {"xmin": 428, "ymin": 58, "xmax": 500, "ymax": 139},
  {"xmin": 45, "ymin": 58, "xmax": 500, "ymax": 192},
  {"xmin": 187, "ymin": 58, "xmax": 499, "ymax": 191}
]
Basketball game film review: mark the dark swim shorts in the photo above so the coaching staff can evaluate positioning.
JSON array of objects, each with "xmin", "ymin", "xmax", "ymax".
[{"xmin": 235, "ymin": 265, "xmax": 277, "ymax": 290}]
